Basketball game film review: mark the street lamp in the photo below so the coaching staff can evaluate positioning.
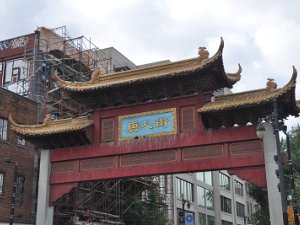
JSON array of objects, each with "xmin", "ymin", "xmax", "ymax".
[
  {"xmin": 281, "ymin": 126, "xmax": 296, "ymax": 191},
  {"xmin": 256, "ymin": 99, "xmax": 288, "ymax": 225},
  {"xmin": 178, "ymin": 194, "xmax": 191, "ymax": 224},
  {"xmin": 4, "ymin": 157, "xmax": 18, "ymax": 225},
  {"xmin": 281, "ymin": 125, "xmax": 299, "ymax": 225}
]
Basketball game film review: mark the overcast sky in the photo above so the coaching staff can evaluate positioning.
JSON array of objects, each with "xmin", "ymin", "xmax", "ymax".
[{"xmin": 1, "ymin": 0, "xmax": 300, "ymax": 128}]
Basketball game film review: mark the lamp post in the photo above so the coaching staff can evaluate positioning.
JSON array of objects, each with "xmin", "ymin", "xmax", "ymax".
[
  {"xmin": 282, "ymin": 127, "xmax": 295, "ymax": 191},
  {"xmin": 182, "ymin": 197, "xmax": 191, "ymax": 212},
  {"xmin": 282, "ymin": 125, "xmax": 298, "ymax": 225},
  {"xmin": 4, "ymin": 157, "xmax": 18, "ymax": 225},
  {"xmin": 256, "ymin": 99, "xmax": 288, "ymax": 225},
  {"xmin": 179, "ymin": 194, "xmax": 191, "ymax": 225}
]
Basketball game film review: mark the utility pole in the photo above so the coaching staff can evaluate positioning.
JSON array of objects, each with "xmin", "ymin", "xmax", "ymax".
[{"xmin": 4, "ymin": 157, "xmax": 18, "ymax": 225}]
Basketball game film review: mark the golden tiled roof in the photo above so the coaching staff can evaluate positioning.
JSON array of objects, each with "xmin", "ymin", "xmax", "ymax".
[
  {"xmin": 9, "ymin": 114, "xmax": 93, "ymax": 137},
  {"xmin": 198, "ymin": 66, "xmax": 298, "ymax": 113},
  {"xmin": 53, "ymin": 38, "xmax": 241, "ymax": 92}
]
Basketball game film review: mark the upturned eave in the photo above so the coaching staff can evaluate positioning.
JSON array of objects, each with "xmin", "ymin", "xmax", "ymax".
[
  {"xmin": 198, "ymin": 66, "xmax": 299, "ymax": 114},
  {"xmin": 53, "ymin": 38, "xmax": 241, "ymax": 93}
]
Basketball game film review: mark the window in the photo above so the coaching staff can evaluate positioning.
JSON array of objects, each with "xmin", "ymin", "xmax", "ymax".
[
  {"xmin": 236, "ymin": 202, "xmax": 245, "ymax": 218},
  {"xmin": 16, "ymin": 175, "xmax": 25, "ymax": 204},
  {"xmin": 247, "ymin": 201, "xmax": 250, "ymax": 214},
  {"xmin": 197, "ymin": 186, "xmax": 205, "ymax": 207},
  {"xmin": 254, "ymin": 204, "xmax": 259, "ymax": 212},
  {"xmin": 199, "ymin": 213, "xmax": 206, "ymax": 225},
  {"xmin": 0, "ymin": 63, "xmax": 3, "ymax": 85},
  {"xmin": 0, "ymin": 172, "xmax": 4, "ymax": 196},
  {"xmin": 158, "ymin": 175, "xmax": 166, "ymax": 195},
  {"xmin": 196, "ymin": 171, "xmax": 212, "ymax": 185},
  {"xmin": 4, "ymin": 61, "xmax": 13, "ymax": 83},
  {"xmin": 0, "ymin": 117, "xmax": 8, "ymax": 140},
  {"xmin": 206, "ymin": 189, "xmax": 214, "ymax": 210},
  {"xmin": 180, "ymin": 106, "xmax": 195, "ymax": 132},
  {"xmin": 17, "ymin": 136, "xmax": 26, "ymax": 146},
  {"xmin": 207, "ymin": 215, "xmax": 215, "ymax": 225},
  {"xmin": 176, "ymin": 178, "xmax": 193, "ymax": 202},
  {"xmin": 234, "ymin": 180, "xmax": 243, "ymax": 196},
  {"xmin": 199, "ymin": 213, "xmax": 214, "ymax": 225},
  {"xmin": 219, "ymin": 172, "xmax": 230, "ymax": 191},
  {"xmin": 3, "ymin": 59, "xmax": 28, "ymax": 83},
  {"xmin": 222, "ymin": 220, "xmax": 233, "ymax": 225},
  {"xmin": 220, "ymin": 195, "xmax": 232, "ymax": 214},
  {"xmin": 245, "ymin": 182, "xmax": 250, "ymax": 195},
  {"xmin": 101, "ymin": 118, "xmax": 115, "ymax": 142},
  {"xmin": 197, "ymin": 186, "xmax": 214, "ymax": 210}
]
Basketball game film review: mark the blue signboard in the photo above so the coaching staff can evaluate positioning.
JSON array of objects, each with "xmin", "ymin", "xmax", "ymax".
[
  {"xmin": 185, "ymin": 212, "xmax": 194, "ymax": 225},
  {"xmin": 118, "ymin": 108, "xmax": 177, "ymax": 141}
]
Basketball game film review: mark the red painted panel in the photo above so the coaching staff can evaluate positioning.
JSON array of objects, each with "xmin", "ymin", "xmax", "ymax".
[
  {"xmin": 50, "ymin": 148, "xmax": 264, "ymax": 184},
  {"xmin": 49, "ymin": 95, "xmax": 266, "ymax": 202},
  {"xmin": 50, "ymin": 183, "xmax": 78, "ymax": 204},
  {"xmin": 183, "ymin": 144, "xmax": 223, "ymax": 160},
  {"xmin": 120, "ymin": 149, "xmax": 177, "ymax": 167},
  {"xmin": 228, "ymin": 166, "xmax": 267, "ymax": 188},
  {"xmin": 50, "ymin": 152, "xmax": 265, "ymax": 202},
  {"xmin": 51, "ymin": 125, "xmax": 259, "ymax": 161}
]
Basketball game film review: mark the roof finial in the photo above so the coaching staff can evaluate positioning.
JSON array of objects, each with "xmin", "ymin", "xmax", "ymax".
[
  {"xmin": 198, "ymin": 46, "xmax": 209, "ymax": 61},
  {"xmin": 43, "ymin": 114, "xmax": 52, "ymax": 124},
  {"xmin": 89, "ymin": 68, "xmax": 101, "ymax": 83},
  {"xmin": 266, "ymin": 78, "xmax": 277, "ymax": 91}
]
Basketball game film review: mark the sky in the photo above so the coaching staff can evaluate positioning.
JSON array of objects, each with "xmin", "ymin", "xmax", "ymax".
[{"xmin": 1, "ymin": 0, "xmax": 300, "ymax": 128}]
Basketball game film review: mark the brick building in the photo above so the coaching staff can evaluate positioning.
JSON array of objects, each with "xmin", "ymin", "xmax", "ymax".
[{"xmin": 0, "ymin": 88, "xmax": 38, "ymax": 224}]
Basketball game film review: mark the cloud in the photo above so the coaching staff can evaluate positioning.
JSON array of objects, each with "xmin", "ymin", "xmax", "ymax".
[{"xmin": 0, "ymin": 0, "xmax": 299, "ymax": 127}]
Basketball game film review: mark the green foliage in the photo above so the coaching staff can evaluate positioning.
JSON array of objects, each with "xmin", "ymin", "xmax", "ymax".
[
  {"xmin": 247, "ymin": 183, "xmax": 270, "ymax": 225},
  {"xmin": 283, "ymin": 124, "xmax": 300, "ymax": 211},
  {"xmin": 122, "ymin": 187, "xmax": 167, "ymax": 225}
]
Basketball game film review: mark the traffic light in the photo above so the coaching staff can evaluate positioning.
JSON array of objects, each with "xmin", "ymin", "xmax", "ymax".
[
  {"xmin": 274, "ymin": 155, "xmax": 279, "ymax": 164},
  {"xmin": 178, "ymin": 210, "xmax": 185, "ymax": 224}
]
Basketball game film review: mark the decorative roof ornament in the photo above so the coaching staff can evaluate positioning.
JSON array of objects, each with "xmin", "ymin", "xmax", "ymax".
[
  {"xmin": 52, "ymin": 37, "xmax": 240, "ymax": 93},
  {"xmin": 198, "ymin": 66, "xmax": 298, "ymax": 114},
  {"xmin": 198, "ymin": 46, "xmax": 209, "ymax": 61},
  {"xmin": 89, "ymin": 68, "xmax": 101, "ymax": 84},
  {"xmin": 9, "ymin": 114, "xmax": 94, "ymax": 137},
  {"xmin": 43, "ymin": 114, "xmax": 52, "ymax": 124},
  {"xmin": 266, "ymin": 78, "xmax": 277, "ymax": 91}
]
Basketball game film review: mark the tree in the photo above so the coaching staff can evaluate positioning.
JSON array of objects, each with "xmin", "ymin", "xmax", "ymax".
[
  {"xmin": 247, "ymin": 183, "xmax": 270, "ymax": 225},
  {"xmin": 122, "ymin": 186, "xmax": 167, "ymax": 225},
  {"xmin": 282, "ymin": 125, "xmax": 300, "ymax": 211}
]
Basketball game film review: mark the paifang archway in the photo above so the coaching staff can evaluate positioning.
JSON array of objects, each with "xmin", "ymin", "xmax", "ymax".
[{"xmin": 10, "ymin": 39, "xmax": 299, "ymax": 207}]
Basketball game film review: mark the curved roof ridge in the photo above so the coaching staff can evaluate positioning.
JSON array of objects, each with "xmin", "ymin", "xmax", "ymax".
[
  {"xmin": 282, "ymin": 66, "xmax": 297, "ymax": 88},
  {"xmin": 9, "ymin": 114, "xmax": 93, "ymax": 137},
  {"xmin": 198, "ymin": 67, "xmax": 298, "ymax": 113},
  {"xmin": 226, "ymin": 64, "xmax": 242, "ymax": 83},
  {"xmin": 53, "ymin": 38, "xmax": 236, "ymax": 92},
  {"xmin": 214, "ymin": 66, "xmax": 297, "ymax": 100}
]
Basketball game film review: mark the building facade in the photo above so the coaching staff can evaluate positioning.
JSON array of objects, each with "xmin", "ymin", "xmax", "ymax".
[
  {"xmin": 3, "ymin": 27, "xmax": 299, "ymax": 225},
  {"xmin": 10, "ymin": 36, "xmax": 299, "ymax": 225},
  {"xmin": 166, "ymin": 171, "xmax": 257, "ymax": 225},
  {"xmin": 0, "ymin": 88, "xmax": 38, "ymax": 225}
]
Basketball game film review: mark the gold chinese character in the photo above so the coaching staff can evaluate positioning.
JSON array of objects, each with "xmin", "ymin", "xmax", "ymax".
[
  {"xmin": 155, "ymin": 118, "xmax": 168, "ymax": 127},
  {"xmin": 140, "ymin": 120, "xmax": 153, "ymax": 129},
  {"xmin": 126, "ymin": 121, "xmax": 139, "ymax": 133}
]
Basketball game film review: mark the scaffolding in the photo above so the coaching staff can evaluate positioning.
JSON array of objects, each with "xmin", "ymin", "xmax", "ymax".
[
  {"xmin": 53, "ymin": 176, "xmax": 166, "ymax": 225},
  {"xmin": 1, "ymin": 26, "xmax": 119, "ymax": 120},
  {"xmin": 1, "ymin": 26, "xmax": 167, "ymax": 224}
]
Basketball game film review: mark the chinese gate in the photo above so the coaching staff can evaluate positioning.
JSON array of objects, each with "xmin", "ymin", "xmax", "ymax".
[{"xmin": 9, "ymin": 38, "xmax": 299, "ymax": 225}]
